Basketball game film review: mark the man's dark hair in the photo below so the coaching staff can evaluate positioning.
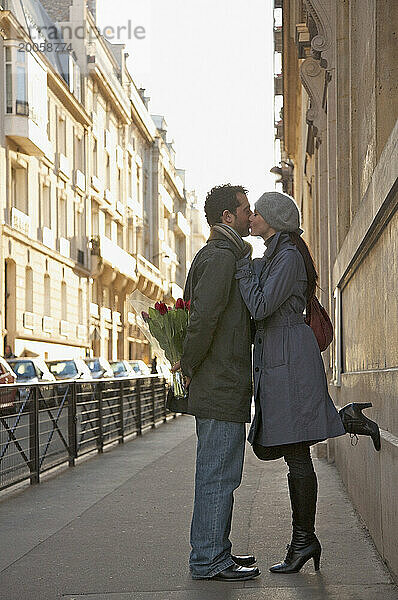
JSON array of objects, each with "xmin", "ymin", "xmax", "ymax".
[{"xmin": 204, "ymin": 184, "xmax": 248, "ymax": 226}]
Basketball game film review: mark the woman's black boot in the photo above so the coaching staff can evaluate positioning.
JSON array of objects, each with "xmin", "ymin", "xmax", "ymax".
[
  {"xmin": 270, "ymin": 473, "xmax": 321, "ymax": 574},
  {"xmin": 339, "ymin": 402, "xmax": 381, "ymax": 451}
]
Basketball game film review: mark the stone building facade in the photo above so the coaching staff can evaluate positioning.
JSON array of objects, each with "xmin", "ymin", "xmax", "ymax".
[
  {"xmin": 0, "ymin": 0, "xmax": 207, "ymax": 363},
  {"xmin": 273, "ymin": 0, "xmax": 398, "ymax": 577}
]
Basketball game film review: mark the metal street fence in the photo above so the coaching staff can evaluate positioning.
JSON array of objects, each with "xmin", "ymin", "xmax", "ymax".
[{"xmin": 0, "ymin": 376, "xmax": 170, "ymax": 492}]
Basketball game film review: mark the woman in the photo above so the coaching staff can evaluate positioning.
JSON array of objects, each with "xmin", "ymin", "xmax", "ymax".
[{"xmin": 235, "ymin": 191, "xmax": 376, "ymax": 574}]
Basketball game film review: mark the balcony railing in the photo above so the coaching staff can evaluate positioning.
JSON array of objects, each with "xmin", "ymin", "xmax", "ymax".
[
  {"xmin": 127, "ymin": 196, "xmax": 143, "ymax": 219},
  {"xmin": 23, "ymin": 311, "xmax": 35, "ymax": 330},
  {"xmin": 99, "ymin": 235, "xmax": 136, "ymax": 279},
  {"xmin": 59, "ymin": 237, "xmax": 70, "ymax": 258},
  {"xmin": 42, "ymin": 226, "xmax": 55, "ymax": 250},
  {"xmin": 57, "ymin": 153, "xmax": 71, "ymax": 179},
  {"xmin": 74, "ymin": 169, "xmax": 86, "ymax": 192},
  {"xmin": 137, "ymin": 254, "xmax": 163, "ymax": 289},
  {"xmin": 176, "ymin": 212, "xmax": 191, "ymax": 237},
  {"xmin": 159, "ymin": 184, "xmax": 173, "ymax": 213},
  {"xmin": 76, "ymin": 324, "xmax": 87, "ymax": 339},
  {"xmin": 90, "ymin": 302, "xmax": 99, "ymax": 318},
  {"xmin": 11, "ymin": 207, "xmax": 31, "ymax": 237},
  {"xmin": 42, "ymin": 316, "xmax": 54, "ymax": 334},
  {"xmin": 91, "ymin": 175, "xmax": 102, "ymax": 193},
  {"xmin": 102, "ymin": 307, "xmax": 112, "ymax": 322}
]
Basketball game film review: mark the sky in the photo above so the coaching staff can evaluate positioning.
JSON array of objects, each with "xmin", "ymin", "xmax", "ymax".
[{"xmin": 97, "ymin": 0, "xmax": 277, "ymax": 254}]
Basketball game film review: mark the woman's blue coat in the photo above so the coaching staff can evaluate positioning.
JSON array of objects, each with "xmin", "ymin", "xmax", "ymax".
[{"xmin": 235, "ymin": 232, "xmax": 345, "ymax": 447}]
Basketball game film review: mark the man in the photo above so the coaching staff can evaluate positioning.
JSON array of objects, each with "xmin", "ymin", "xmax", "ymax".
[
  {"xmin": 4, "ymin": 345, "xmax": 16, "ymax": 359},
  {"xmin": 176, "ymin": 184, "xmax": 260, "ymax": 581}
]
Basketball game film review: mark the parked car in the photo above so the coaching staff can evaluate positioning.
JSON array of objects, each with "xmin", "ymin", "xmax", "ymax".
[
  {"xmin": 8, "ymin": 358, "xmax": 56, "ymax": 403},
  {"xmin": 47, "ymin": 358, "xmax": 92, "ymax": 381},
  {"xmin": 0, "ymin": 356, "xmax": 17, "ymax": 411},
  {"xmin": 84, "ymin": 357, "xmax": 114, "ymax": 379},
  {"xmin": 8, "ymin": 358, "xmax": 56, "ymax": 384},
  {"xmin": 109, "ymin": 360, "xmax": 135, "ymax": 378},
  {"xmin": 127, "ymin": 360, "xmax": 151, "ymax": 377}
]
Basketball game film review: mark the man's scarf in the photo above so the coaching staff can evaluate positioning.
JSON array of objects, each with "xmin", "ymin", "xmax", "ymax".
[{"xmin": 211, "ymin": 223, "xmax": 247, "ymax": 253}]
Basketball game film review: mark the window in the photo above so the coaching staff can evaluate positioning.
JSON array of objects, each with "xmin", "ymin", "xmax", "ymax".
[
  {"xmin": 16, "ymin": 49, "xmax": 28, "ymax": 115},
  {"xmin": 61, "ymin": 282, "xmax": 67, "ymax": 321},
  {"xmin": 103, "ymin": 287, "xmax": 109, "ymax": 308},
  {"xmin": 136, "ymin": 165, "xmax": 141, "ymax": 202},
  {"xmin": 47, "ymin": 99, "xmax": 51, "ymax": 139},
  {"xmin": 72, "ymin": 60, "xmax": 81, "ymax": 102},
  {"xmin": 105, "ymin": 153, "xmax": 110, "ymax": 190},
  {"xmin": 128, "ymin": 219, "xmax": 134, "ymax": 253},
  {"xmin": 74, "ymin": 131, "xmax": 84, "ymax": 172},
  {"xmin": 93, "ymin": 138, "xmax": 98, "ymax": 176},
  {"xmin": 58, "ymin": 193, "xmax": 67, "ymax": 238},
  {"xmin": 75, "ymin": 210, "xmax": 84, "ymax": 242},
  {"xmin": 78, "ymin": 288, "xmax": 83, "ymax": 324},
  {"xmin": 117, "ymin": 223, "xmax": 123, "ymax": 248},
  {"xmin": 5, "ymin": 47, "xmax": 12, "ymax": 114},
  {"xmin": 25, "ymin": 267, "xmax": 33, "ymax": 312},
  {"xmin": 58, "ymin": 115, "xmax": 67, "ymax": 155},
  {"xmin": 91, "ymin": 202, "xmax": 99, "ymax": 236},
  {"xmin": 92, "ymin": 278, "xmax": 98, "ymax": 305},
  {"xmin": 42, "ymin": 184, "xmax": 51, "ymax": 229},
  {"xmin": 127, "ymin": 155, "xmax": 132, "ymax": 197},
  {"xmin": 5, "ymin": 46, "xmax": 30, "ymax": 116},
  {"xmin": 105, "ymin": 213, "xmax": 111, "ymax": 239},
  {"xmin": 11, "ymin": 164, "xmax": 28, "ymax": 214},
  {"xmin": 118, "ymin": 168, "xmax": 122, "ymax": 201},
  {"xmin": 44, "ymin": 274, "xmax": 51, "ymax": 316}
]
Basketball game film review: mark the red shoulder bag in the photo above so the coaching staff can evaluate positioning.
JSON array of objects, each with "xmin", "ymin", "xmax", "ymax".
[{"xmin": 305, "ymin": 296, "xmax": 333, "ymax": 352}]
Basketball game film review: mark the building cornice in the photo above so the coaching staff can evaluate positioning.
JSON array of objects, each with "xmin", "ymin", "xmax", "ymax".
[
  {"xmin": 129, "ymin": 84, "xmax": 157, "ymax": 143},
  {"xmin": 300, "ymin": 56, "xmax": 326, "ymax": 137},
  {"xmin": 304, "ymin": 0, "xmax": 334, "ymax": 70},
  {"xmin": 2, "ymin": 224, "xmax": 91, "ymax": 277},
  {"xmin": 88, "ymin": 65, "xmax": 130, "ymax": 125},
  {"xmin": 47, "ymin": 71, "xmax": 91, "ymax": 128}
]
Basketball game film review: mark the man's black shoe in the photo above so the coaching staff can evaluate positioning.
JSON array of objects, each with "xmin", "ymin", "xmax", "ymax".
[
  {"xmin": 212, "ymin": 564, "xmax": 260, "ymax": 581},
  {"xmin": 232, "ymin": 554, "xmax": 256, "ymax": 567}
]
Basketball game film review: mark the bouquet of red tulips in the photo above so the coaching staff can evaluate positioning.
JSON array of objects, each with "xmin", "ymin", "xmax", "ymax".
[{"xmin": 130, "ymin": 291, "xmax": 190, "ymax": 399}]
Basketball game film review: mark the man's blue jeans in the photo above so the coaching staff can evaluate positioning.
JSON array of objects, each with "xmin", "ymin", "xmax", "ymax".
[{"xmin": 190, "ymin": 417, "xmax": 246, "ymax": 578}]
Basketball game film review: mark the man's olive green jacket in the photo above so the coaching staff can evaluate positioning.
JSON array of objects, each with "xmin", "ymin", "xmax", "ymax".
[{"xmin": 180, "ymin": 229, "xmax": 252, "ymax": 422}]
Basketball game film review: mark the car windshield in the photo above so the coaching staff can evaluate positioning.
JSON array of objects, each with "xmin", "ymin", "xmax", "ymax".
[
  {"xmin": 85, "ymin": 359, "xmax": 101, "ymax": 373},
  {"xmin": 12, "ymin": 361, "xmax": 36, "ymax": 379},
  {"xmin": 111, "ymin": 361, "xmax": 125, "ymax": 374},
  {"xmin": 48, "ymin": 361, "xmax": 78, "ymax": 378}
]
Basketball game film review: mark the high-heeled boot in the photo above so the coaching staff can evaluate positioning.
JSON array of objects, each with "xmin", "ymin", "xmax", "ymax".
[
  {"xmin": 269, "ymin": 472, "xmax": 321, "ymax": 574},
  {"xmin": 339, "ymin": 402, "xmax": 381, "ymax": 451}
]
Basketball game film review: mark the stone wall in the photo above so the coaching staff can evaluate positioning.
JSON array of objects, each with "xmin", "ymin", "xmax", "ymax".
[{"xmin": 278, "ymin": 0, "xmax": 398, "ymax": 579}]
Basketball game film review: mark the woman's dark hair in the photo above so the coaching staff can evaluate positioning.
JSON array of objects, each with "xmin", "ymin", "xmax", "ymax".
[
  {"xmin": 204, "ymin": 184, "xmax": 248, "ymax": 226},
  {"xmin": 288, "ymin": 232, "xmax": 318, "ymax": 304}
]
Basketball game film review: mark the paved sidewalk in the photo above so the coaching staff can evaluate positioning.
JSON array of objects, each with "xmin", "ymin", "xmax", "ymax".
[{"xmin": 0, "ymin": 416, "xmax": 397, "ymax": 600}]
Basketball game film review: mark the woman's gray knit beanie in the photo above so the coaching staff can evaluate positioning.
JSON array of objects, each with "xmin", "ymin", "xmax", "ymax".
[{"xmin": 255, "ymin": 191, "xmax": 303, "ymax": 234}]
